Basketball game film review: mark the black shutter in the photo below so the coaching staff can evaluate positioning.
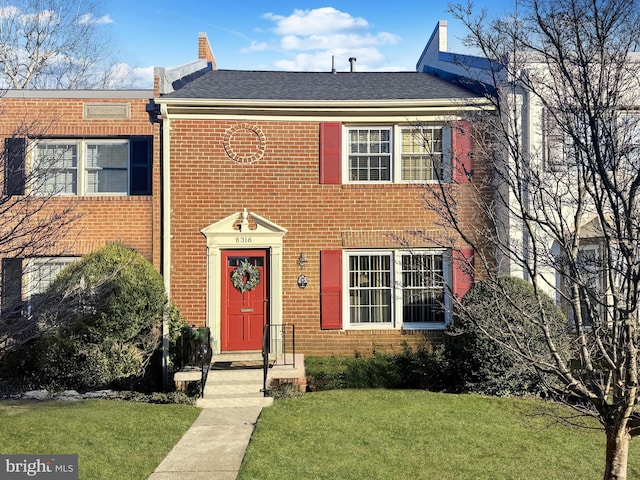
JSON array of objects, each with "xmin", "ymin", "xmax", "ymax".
[
  {"xmin": 4, "ymin": 138, "xmax": 26, "ymax": 196},
  {"xmin": 1, "ymin": 258, "xmax": 23, "ymax": 320},
  {"xmin": 129, "ymin": 136, "xmax": 152, "ymax": 195}
]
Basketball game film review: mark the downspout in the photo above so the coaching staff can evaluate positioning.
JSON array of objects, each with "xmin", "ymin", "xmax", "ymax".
[{"xmin": 161, "ymin": 102, "xmax": 172, "ymax": 388}]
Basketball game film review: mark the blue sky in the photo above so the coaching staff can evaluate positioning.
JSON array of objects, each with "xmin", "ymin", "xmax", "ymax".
[{"xmin": 98, "ymin": 1, "xmax": 516, "ymax": 87}]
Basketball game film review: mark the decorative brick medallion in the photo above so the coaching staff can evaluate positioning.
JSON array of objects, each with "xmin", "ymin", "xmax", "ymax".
[{"xmin": 223, "ymin": 123, "xmax": 267, "ymax": 164}]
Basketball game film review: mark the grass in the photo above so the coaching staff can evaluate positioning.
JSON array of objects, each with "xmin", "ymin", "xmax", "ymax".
[
  {"xmin": 239, "ymin": 389, "xmax": 640, "ymax": 480},
  {"xmin": 0, "ymin": 399, "xmax": 200, "ymax": 480}
]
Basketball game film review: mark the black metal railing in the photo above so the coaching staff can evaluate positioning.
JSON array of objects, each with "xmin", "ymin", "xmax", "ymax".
[
  {"xmin": 179, "ymin": 326, "xmax": 212, "ymax": 398},
  {"xmin": 262, "ymin": 322, "xmax": 296, "ymax": 396}
]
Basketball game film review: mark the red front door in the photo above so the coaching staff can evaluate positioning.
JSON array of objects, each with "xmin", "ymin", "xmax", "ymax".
[{"xmin": 221, "ymin": 250, "xmax": 268, "ymax": 351}]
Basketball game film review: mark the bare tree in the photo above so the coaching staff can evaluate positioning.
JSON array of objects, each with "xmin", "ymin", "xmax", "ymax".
[
  {"xmin": 419, "ymin": 0, "xmax": 640, "ymax": 478},
  {"xmin": 0, "ymin": 0, "xmax": 119, "ymax": 89},
  {"xmin": 0, "ymin": 118, "xmax": 78, "ymax": 357}
]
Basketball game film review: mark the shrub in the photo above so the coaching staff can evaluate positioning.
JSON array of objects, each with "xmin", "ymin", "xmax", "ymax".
[
  {"xmin": 444, "ymin": 276, "xmax": 569, "ymax": 396},
  {"xmin": 305, "ymin": 344, "xmax": 446, "ymax": 392},
  {"xmin": 20, "ymin": 244, "xmax": 167, "ymax": 391}
]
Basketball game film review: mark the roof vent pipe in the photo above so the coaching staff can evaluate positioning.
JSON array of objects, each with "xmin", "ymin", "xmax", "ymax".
[
  {"xmin": 331, "ymin": 55, "xmax": 336, "ymax": 74},
  {"xmin": 349, "ymin": 57, "xmax": 356, "ymax": 72}
]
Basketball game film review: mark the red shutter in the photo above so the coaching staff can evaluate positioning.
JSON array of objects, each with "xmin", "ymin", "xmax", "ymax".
[
  {"xmin": 452, "ymin": 121, "xmax": 473, "ymax": 183},
  {"xmin": 320, "ymin": 249, "xmax": 342, "ymax": 329},
  {"xmin": 319, "ymin": 122, "xmax": 342, "ymax": 184},
  {"xmin": 452, "ymin": 249, "xmax": 474, "ymax": 300}
]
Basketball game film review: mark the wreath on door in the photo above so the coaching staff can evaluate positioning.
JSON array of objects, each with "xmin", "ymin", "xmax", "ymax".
[{"xmin": 231, "ymin": 260, "xmax": 260, "ymax": 293}]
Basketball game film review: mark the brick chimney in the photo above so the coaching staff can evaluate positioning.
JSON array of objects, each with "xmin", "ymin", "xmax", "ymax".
[{"xmin": 198, "ymin": 32, "xmax": 217, "ymax": 70}]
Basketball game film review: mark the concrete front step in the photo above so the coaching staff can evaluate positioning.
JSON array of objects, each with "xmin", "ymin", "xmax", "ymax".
[
  {"xmin": 196, "ymin": 395, "xmax": 274, "ymax": 408},
  {"xmin": 203, "ymin": 384, "xmax": 263, "ymax": 397}
]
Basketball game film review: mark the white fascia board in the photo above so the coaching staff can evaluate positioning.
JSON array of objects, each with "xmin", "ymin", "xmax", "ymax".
[{"xmin": 2, "ymin": 89, "xmax": 153, "ymax": 99}]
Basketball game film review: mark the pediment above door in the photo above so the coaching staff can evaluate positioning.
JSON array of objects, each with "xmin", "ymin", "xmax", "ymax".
[{"xmin": 201, "ymin": 208, "xmax": 287, "ymax": 247}]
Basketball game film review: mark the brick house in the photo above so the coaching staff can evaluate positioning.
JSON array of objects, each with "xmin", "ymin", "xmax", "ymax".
[
  {"xmin": 0, "ymin": 33, "xmax": 493, "ymax": 361},
  {"xmin": 0, "ymin": 90, "xmax": 158, "ymax": 323},
  {"xmin": 151, "ymin": 34, "xmax": 493, "ymax": 357}
]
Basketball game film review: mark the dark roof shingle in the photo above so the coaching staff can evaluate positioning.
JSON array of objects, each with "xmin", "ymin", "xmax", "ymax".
[{"xmin": 162, "ymin": 70, "xmax": 481, "ymax": 101}]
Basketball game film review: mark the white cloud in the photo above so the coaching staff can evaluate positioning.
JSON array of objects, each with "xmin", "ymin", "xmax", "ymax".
[
  {"xmin": 264, "ymin": 7, "xmax": 368, "ymax": 35},
  {"xmin": 280, "ymin": 32, "xmax": 400, "ymax": 51},
  {"xmin": 103, "ymin": 63, "xmax": 153, "ymax": 89},
  {"xmin": 19, "ymin": 9, "xmax": 56, "ymax": 25},
  {"xmin": 257, "ymin": 7, "xmax": 402, "ymax": 71},
  {"xmin": 241, "ymin": 41, "xmax": 269, "ymax": 53},
  {"xmin": 274, "ymin": 47, "xmax": 387, "ymax": 72},
  {"xmin": 77, "ymin": 13, "xmax": 113, "ymax": 25},
  {"xmin": 0, "ymin": 6, "xmax": 19, "ymax": 19}
]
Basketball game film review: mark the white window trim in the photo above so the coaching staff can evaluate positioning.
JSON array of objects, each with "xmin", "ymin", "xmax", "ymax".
[
  {"xmin": 343, "ymin": 125, "xmax": 452, "ymax": 184},
  {"xmin": 344, "ymin": 126, "xmax": 394, "ymax": 184},
  {"xmin": 342, "ymin": 249, "xmax": 452, "ymax": 330},
  {"xmin": 31, "ymin": 139, "xmax": 130, "ymax": 196}
]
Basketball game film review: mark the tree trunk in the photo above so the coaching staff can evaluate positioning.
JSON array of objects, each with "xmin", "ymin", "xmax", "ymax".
[{"xmin": 604, "ymin": 429, "xmax": 630, "ymax": 480}]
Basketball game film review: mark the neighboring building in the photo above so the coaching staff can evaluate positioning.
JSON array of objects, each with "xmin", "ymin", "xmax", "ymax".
[
  {"xmin": 417, "ymin": 20, "xmax": 640, "ymax": 321},
  {"xmin": 151, "ymin": 33, "xmax": 493, "ymax": 356},
  {"xmin": 0, "ymin": 90, "xmax": 158, "ymax": 322}
]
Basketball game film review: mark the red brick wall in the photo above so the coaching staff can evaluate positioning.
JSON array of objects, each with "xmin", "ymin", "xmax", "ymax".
[
  {"xmin": 168, "ymin": 118, "xmax": 488, "ymax": 355},
  {"xmin": 0, "ymin": 94, "xmax": 160, "ymax": 267}
]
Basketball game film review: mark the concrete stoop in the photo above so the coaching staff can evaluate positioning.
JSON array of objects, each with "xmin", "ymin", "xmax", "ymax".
[{"xmin": 197, "ymin": 368, "xmax": 273, "ymax": 408}]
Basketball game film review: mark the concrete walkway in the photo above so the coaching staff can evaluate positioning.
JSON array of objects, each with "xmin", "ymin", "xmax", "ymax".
[{"xmin": 148, "ymin": 355, "xmax": 304, "ymax": 480}]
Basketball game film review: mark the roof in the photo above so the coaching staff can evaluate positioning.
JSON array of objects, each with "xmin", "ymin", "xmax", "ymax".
[{"xmin": 161, "ymin": 70, "xmax": 482, "ymax": 101}]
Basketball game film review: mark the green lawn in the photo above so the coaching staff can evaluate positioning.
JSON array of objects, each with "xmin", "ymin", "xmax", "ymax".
[
  {"xmin": 239, "ymin": 389, "xmax": 640, "ymax": 480},
  {"xmin": 0, "ymin": 399, "xmax": 200, "ymax": 480}
]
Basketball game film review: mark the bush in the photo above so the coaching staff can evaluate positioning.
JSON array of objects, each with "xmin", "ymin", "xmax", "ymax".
[
  {"xmin": 305, "ymin": 344, "xmax": 446, "ymax": 392},
  {"xmin": 444, "ymin": 276, "xmax": 569, "ymax": 397},
  {"xmin": 18, "ymin": 244, "xmax": 167, "ymax": 391}
]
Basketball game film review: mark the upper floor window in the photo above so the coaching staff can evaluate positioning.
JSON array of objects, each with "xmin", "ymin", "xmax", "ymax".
[
  {"xmin": 348, "ymin": 128, "xmax": 392, "ymax": 181},
  {"xmin": 3, "ymin": 136, "xmax": 152, "ymax": 197},
  {"xmin": 320, "ymin": 122, "xmax": 471, "ymax": 185},
  {"xmin": 400, "ymin": 127, "xmax": 444, "ymax": 181},
  {"xmin": 543, "ymin": 109, "xmax": 576, "ymax": 171},
  {"xmin": 34, "ymin": 140, "xmax": 130, "ymax": 195}
]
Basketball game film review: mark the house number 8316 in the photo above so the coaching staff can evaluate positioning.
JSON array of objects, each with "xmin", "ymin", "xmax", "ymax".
[{"xmin": 236, "ymin": 236, "xmax": 252, "ymax": 244}]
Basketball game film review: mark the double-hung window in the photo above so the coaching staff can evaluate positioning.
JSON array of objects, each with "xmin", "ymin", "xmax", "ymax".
[
  {"xmin": 348, "ymin": 128, "xmax": 392, "ymax": 181},
  {"xmin": 401, "ymin": 252, "xmax": 446, "ymax": 324},
  {"xmin": 34, "ymin": 140, "xmax": 129, "ymax": 195},
  {"xmin": 348, "ymin": 253, "xmax": 393, "ymax": 324},
  {"xmin": 1, "ymin": 257, "xmax": 76, "ymax": 319},
  {"xmin": 345, "ymin": 250, "xmax": 449, "ymax": 329},
  {"xmin": 27, "ymin": 257, "xmax": 76, "ymax": 313},
  {"xmin": 344, "ymin": 125, "xmax": 449, "ymax": 183},
  {"xmin": 34, "ymin": 143, "xmax": 79, "ymax": 195},
  {"xmin": 400, "ymin": 126, "xmax": 444, "ymax": 181},
  {"xmin": 569, "ymin": 245, "xmax": 604, "ymax": 328},
  {"xmin": 9, "ymin": 136, "xmax": 153, "ymax": 197},
  {"xmin": 320, "ymin": 122, "xmax": 469, "ymax": 185},
  {"xmin": 28, "ymin": 258, "xmax": 74, "ymax": 296}
]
